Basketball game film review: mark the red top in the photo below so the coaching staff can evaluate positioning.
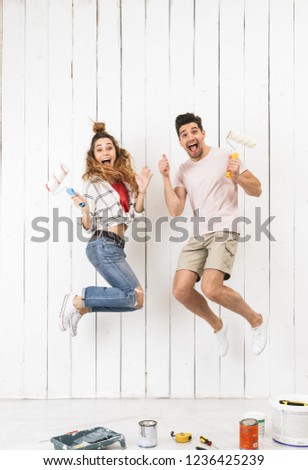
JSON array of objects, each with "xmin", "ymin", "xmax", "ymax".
[{"xmin": 111, "ymin": 182, "xmax": 130, "ymax": 213}]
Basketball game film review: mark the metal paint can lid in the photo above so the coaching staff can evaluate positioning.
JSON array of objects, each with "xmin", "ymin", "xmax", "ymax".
[
  {"xmin": 139, "ymin": 419, "xmax": 157, "ymax": 427},
  {"xmin": 240, "ymin": 418, "xmax": 258, "ymax": 426},
  {"xmin": 243, "ymin": 412, "xmax": 265, "ymax": 438}
]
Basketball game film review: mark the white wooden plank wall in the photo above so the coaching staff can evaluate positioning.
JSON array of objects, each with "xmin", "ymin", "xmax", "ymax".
[
  {"xmin": 244, "ymin": 0, "xmax": 270, "ymax": 398},
  {"xmin": 47, "ymin": 0, "xmax": 73, "ymax": 399},
  {"xmin": 294, "ymin": 0, "xmax": 308, "ymax": 394},
  {"xmin": 269, "ymin": 0, "xmax": 295, "ymax": 395},
  {"xmin": 145, "ymin": 0, "xmax": 170, "ymax": 399},
  {"xmin": 96, "ymin": 0, "xmax": 122, "ymax": 398},
  {"xmin": 219, "ymin": 0, "xmax": 246, "ymax": 398},
  {"xmin": 1, "ymin": 0, "xmax": 308, "ymax": 399}
]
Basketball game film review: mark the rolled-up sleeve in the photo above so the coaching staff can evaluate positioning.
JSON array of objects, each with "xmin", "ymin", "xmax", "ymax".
[{"xmin": 82, "ymin": 182, "xmax": 96, "ymax": 233}]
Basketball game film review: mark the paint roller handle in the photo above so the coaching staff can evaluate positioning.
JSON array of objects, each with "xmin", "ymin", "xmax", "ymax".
[
  {"xmin": 66, "ymin": 188, "xmax": 86, "ymax": 208},
  {"xmin": 226, "ymin": 152, "xmax": 239, "ymax": 178}
]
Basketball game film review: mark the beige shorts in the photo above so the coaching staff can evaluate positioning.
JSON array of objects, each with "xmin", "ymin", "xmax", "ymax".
[{"xmin": 176, "ymin": 231, "xmax": 238, "ymax": 281}]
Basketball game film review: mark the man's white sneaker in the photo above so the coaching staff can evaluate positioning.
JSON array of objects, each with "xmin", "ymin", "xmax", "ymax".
[
  {"xmin": 215, "ymin": 322, "xmax": 229, "ymax": 357},
  {"xmin": 252, "ymin": 314, "xmax": 269, "ymax": 355},
  {"xmin": 69, "ymin": 311, "xmax": 83, "ymax": 337},
  {"xmin": 59, "ymin": 293, "xmax": 77, "ymax": 332}
]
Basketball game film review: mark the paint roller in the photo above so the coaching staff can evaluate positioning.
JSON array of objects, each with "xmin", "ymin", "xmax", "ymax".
[
  {"xmin": 46, "ymin": 163, "xmax": 85, "ymax": 207},
  {"xmin": 226, "ymin": 130, "xmax": 256, "ymax": 178}
]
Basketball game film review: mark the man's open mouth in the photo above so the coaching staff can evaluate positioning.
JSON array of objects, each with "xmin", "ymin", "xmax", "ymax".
[{"xmin": 188, "ymin": 143, "xmax": 198, "ymax": 153}]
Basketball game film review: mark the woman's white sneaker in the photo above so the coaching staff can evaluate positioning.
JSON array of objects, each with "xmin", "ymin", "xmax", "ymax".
[
  {"xmin": 252, "ymin": 314, "xmax": 269, "ymax": 355},
  {"xmin": 59, "ymin": 293, "xmax": 77, "ymax": 331},
  {"xmin": 69, "ymin": 311, "xmax": 83, "ymax": 337}
]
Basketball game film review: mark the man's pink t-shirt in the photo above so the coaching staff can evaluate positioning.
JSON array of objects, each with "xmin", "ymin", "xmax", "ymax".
[{"xmin": 174, "ymin": 147, "xmax": 247, "ymax": 237}]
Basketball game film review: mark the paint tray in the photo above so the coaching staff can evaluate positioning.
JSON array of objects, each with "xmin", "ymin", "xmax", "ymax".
[{"xmin": 50, "ymin": 426, "xmax": 126, "ymax": 450}]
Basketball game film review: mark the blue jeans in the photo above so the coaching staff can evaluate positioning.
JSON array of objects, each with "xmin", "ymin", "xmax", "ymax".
[{"xmin": 82, "ymin": 233, "xmax": 141, "ymax": 312}]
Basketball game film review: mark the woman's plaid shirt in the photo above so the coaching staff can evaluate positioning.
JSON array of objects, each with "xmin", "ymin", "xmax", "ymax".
[{"xmin": 83, "ymin": 178, "xmax": 140, "ymax": 233}]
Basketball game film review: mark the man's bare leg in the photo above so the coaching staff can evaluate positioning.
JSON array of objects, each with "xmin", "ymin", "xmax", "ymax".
[
  {"xmin": 172, "ymin": 270, "xmax": 222, "ymax": 331},
  {"xmin": 201, "ymin": 269, "xmax": 262, "ymax": 328}
]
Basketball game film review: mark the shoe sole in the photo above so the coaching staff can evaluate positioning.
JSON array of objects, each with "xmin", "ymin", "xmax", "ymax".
[{"xmin": 59, "ymin": 294, "xmax": 70, "ymax": 331}]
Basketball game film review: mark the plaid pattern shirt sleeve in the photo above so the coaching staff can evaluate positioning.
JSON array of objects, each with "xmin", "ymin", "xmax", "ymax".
[{"xmin": 83, "ymin": 179, "xmax": 138, "ymax": 233}]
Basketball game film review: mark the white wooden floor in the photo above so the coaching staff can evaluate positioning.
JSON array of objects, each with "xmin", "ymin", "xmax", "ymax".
[{"xmin": 0, "ymin": 398, "xmax": 307, "ymax": 451}]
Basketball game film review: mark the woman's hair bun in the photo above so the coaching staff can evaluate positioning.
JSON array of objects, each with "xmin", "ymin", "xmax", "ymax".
[{"xmin": 93, "ymin": 121, "xmax": 106, "ymax": 133}]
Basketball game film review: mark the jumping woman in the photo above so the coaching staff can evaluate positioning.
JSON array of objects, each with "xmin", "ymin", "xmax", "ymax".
[{"xmin": 59, "ymin": 122, "xmax": 152, "ymax": 336}]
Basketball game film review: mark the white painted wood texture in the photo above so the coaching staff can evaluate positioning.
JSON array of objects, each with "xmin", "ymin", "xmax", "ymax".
[
  {"xmin": 1, "ymin": 0, "xmax": 25, "ymax": 398},
  {"xmin": 1, "ymin": 0, "xmax": 307, "ymax": 399},
  {"xmin": 243, "ymin": 0, "xmax": 270, "ymax": 398},
  {"xmin": 269, "ymin": 0, "xmax": 295, "ymax": 395},
  {"xmin": 219, "ymin": 0, "xmax": 245, "ymax": 397},
  {"xmin": 96, "ymin": 0, "xmax": 122, "ymax": 398},
  {"xmin": 23, "ymin": 0, "xmax": 49, "ymax": 398},
  {"xmin": 294, "ymin": 0, "xmax": 308, "ymax": 394},
  {"xmin": 145, "ymin": 0, "xmax": 171, "ymax": 398},
  {"xmin": 47, "ymin": 0, "xmax": 73, "ymax": 399}
]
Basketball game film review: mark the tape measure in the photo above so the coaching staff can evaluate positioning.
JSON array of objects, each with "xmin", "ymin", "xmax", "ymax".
[{"xmin": 171, "ymin": 431, "xmax": 192, "ymax": 443}]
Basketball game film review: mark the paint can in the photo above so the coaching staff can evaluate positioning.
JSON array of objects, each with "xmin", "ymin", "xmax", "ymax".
[
  {"xmin": 239, "ymin": 418, "xmax": 258, "ymax": 450},
  {"xmin": 138, "ymin": 420, "xmax": 157, "ymax": 448},
  {"xmin": 270, "ymin": 395, "xmax": 308, "ymax": 446},
  {"xmin": 243, "ymin": 412, "xmax": 265, "ymax": 438}
]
